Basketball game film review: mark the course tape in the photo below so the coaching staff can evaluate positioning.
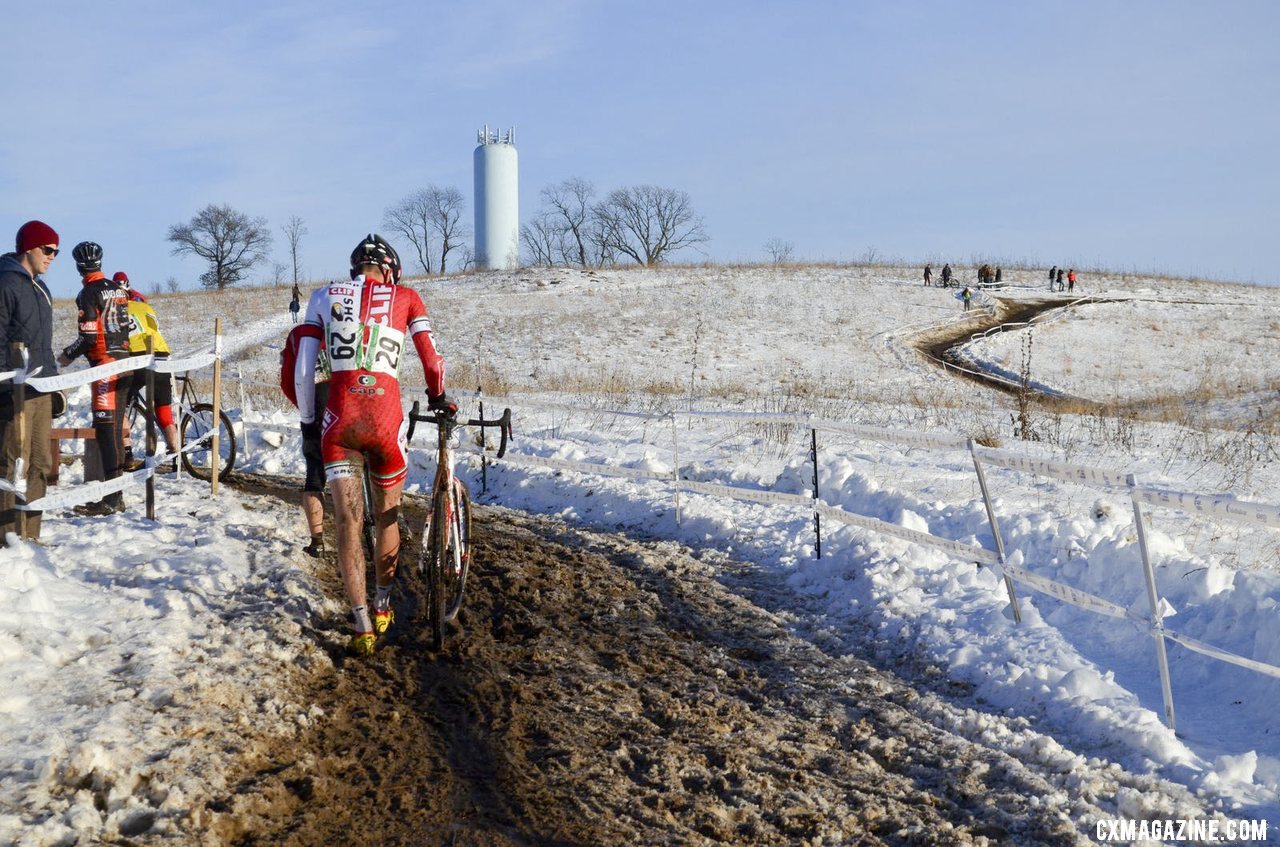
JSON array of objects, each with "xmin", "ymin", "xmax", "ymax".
[
  {"xmin": 1163, "ymin": 628, "xmax": 1280, "ymax": 681},
  {"xmin": 680, "ymin": 479, "xmax": 813, "ymax": 508},
  {"xmin": 496, "ymin": 452, "xmax": 673, "ymax": 482},
  {"xmin": 681, "ymin": 409, "xmax": 970, "ymax": 451},
  {"xmin": 20, "ymin": 350, "xmax": 219, "ymax": 393},
  {"xmin": 14, "ymin": 465, "xmax": 154, "ymax": 511},
  {"xmin": 971, "ymin": 446, "xmax": 1131, "ymax": 489},
  {"xmin": 1133, "ymin": 486, "xmax": 1280, "ymax": 530},
  {"xmin": 813, "ymin": 502, "xmax": 1000, "ymax": 565},
  {"xmin": 999, "ymin": 561, "xmax": 1139, "ymax": 621}
]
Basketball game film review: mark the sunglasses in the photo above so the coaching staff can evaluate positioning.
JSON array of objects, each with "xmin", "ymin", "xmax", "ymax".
[{"xmin": 40, "ymin": 246, "xmax": 59, "ymax": 257}]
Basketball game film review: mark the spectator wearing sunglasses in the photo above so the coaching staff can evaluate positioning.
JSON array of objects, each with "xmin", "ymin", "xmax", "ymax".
[{"xmin": 0, "ymin": 220, "xmax": 62, "ymax": 545}]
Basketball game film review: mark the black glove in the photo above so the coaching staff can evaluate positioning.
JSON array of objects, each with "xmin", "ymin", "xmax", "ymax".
[
  {"xmin": 300, "ymin": 420, "xmax": 322, "ymax": 442},
  {"xmin": 428, "ymin": 393, "xmax": 457, "ymax": 415}
]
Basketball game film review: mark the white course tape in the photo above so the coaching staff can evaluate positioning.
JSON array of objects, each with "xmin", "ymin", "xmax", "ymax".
[
  {"xmin": 481, "ymin": 395, "xmax": 665, "ymax": 421},
  {"xmin": 24, "ymin": 356, "xmax": 152, "ymax": 393},
  {"xmin": 1163, "ymin": 628, "xmax": 1280, "ymax": 681},
  {"xmin": 154, "ymin": 351, "xmax": 218, "ymax": 373},
  {"xmin": 0, "ymin": 369, "xmax": 16, "ymax": 385},
  {"xmin": 19, "ymin": 466, "xmax": 153, "ymax": 511},
  {"xmin": 813, "ymin": 502, "xmax": 1000, "ymax": 565},
  {"xmin": 680, "ymin": 479, "xmax": 813, "ymax": 508},
  {"xmin": 680, "ymin": 409, "xmax": 970, "ymax": 452},
  {"xmin": 1133, "ymin": 486, "xmax": 1280, "ymax": 530},
  {"xmin": 971, "ymin": 446, "xmax": 1131, "ymax": 490},
  {"xmin": 496, "ymin": 452, "xmax": 673, "ymax": 483},
  {"xmin": 999, "ymin": 561, "xmax": 1138, "ymax": 621}
]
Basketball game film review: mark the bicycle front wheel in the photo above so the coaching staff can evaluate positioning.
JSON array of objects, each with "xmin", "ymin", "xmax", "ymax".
[
  {"xmin": 180, "ymin": 403, "xmax": 236, "ymax": 481},
  {"xmin": 443, "ymin": 480, "xmax": 472, "ymax": 623},
  {"xmin": 423, "ymin": 492, "xmax": 450, "ymax": 651}
]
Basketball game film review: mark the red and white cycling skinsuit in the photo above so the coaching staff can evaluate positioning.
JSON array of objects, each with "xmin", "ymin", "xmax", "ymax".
[{"xmin": 295, "ymin": 276, "xmax": 445, "ymax": 488}]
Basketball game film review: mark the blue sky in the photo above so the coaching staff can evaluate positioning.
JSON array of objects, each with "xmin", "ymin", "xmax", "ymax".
[{"xmin": 4, "ymin": 0, "xmax": 1278, "ymax": 298}]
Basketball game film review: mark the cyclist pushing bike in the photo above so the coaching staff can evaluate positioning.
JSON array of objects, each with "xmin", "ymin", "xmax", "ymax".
[{"xmin": 294, "ymin": 234, "xmax": 453, "ymax": 657}]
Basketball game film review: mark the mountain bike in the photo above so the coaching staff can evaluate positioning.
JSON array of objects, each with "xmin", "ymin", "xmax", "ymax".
[
  {"xmin": 406, "ymin": 400, "xmax": 512, "ymax": 651},
  {"xmin": 127, "ymin": 371, "xmax": 237, "ymax": 481}
]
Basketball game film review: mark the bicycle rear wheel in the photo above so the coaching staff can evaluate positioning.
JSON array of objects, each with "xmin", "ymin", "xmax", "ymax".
[{"xmin": 180, "ymin": 403, "xmax": 236, "ymax": 481}]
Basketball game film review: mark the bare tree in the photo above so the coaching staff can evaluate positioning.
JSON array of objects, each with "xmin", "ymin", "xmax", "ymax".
[
  {"xmin": 593, "ymin": 185, "xmax": 708, "ymax": 267},
  {"xmin": 423, "ymin": 186, "xmax": 468, "ymax": 275},
  {"xmin": 271, "ymin": 261, "xmax": 288, "ymax": 287},
  {"xmin": 764, "ymin": 237, "xmax": 795, "ymax": 265},
  {"xmin": 165, "ymin": 276, "xmax": 181, "ymax": 294},
  {"xmin": 383, "ymin": 185, "xmax": 469, "ymax": 275},
  {"xmin": 520, "ymin": 213, "xmax": 561, "ymax": 268},
  {"xmin": 282, "ymin": 215, "xmax": 307, "ymax": 286},
  {"xmin": 541, "ymin": 178, "xmax": 595, "ymax": 267},
  {"xmin": 167, "ymin": 203, "xmax": 272, "ymax": 290},
  {"xmin": 383, "ymin": 191, "xmax": 435, "ymax": 274}
]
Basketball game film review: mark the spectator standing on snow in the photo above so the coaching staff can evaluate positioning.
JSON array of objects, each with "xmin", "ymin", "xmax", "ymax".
[
  {"xmin": 0, "ymin": 221, "xmax": 61, "ymax": 545},
  {"xmin": 941, "ymin": 263, "xmax": 953, "ymax": 287},
  {"xmin": 1048, "ymin": 266, "xmax": 1057, "ymax": 290},
  {"xmin": 923, "ymin": 264, "xmax": 932, "ymax": 286},
  {"xmin": 995, "ymin": 267, "xmax": 1002, "ymax": 285},
  {"xmin": 290, "ymin": 282, "xmax": 301, "ymax": 324},
  {"xmin": 1067, "ymin": 268, "xmax": 1076, "ymax": 293},
  {"xmin": 1056, "ymin": 268, "xmax": 1065, "ymax": 291},
  {"xmin": 961, "ymin": 286, "xmax": 972, "ymax": 311}
]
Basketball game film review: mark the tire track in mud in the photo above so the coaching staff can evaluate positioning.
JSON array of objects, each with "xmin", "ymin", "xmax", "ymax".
[{"xmin": 178, "ymin": 475, "xmax": 1218, "ymax": 846}]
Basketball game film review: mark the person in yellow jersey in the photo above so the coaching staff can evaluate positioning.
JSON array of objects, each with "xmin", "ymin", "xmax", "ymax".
[{"xmin": 113, "ymin": 272, "xmax": 181, "ymax": 465}]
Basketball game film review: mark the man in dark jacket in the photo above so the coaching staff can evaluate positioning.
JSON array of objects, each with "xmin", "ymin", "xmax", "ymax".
[
  {"xmin": 57, "ymin": 241, "xmax": 130, "ymax": 515},
  {"xmin": 0, "ymin": 220, "xmax": 61, "ymax": 544}
]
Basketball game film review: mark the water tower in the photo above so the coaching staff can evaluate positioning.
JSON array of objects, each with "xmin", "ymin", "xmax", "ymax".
[{"xmin": 473, "ymin": 126, "xmax": 519, "ymax": 270}]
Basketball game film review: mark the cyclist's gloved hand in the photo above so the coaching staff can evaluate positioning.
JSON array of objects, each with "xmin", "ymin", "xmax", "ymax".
[
  {"xmin": 428, "ymin": 392, "xmax": 458, "ymax": 416},
  {"xmin": 300, "ymin": 419, "xmax": 322, "ymax": 441}
]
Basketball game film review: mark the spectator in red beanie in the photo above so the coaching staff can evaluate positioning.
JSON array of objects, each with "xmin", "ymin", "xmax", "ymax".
[{"xmin": 1, "ymin": 220, "xmax": 61, "ymax": 544}]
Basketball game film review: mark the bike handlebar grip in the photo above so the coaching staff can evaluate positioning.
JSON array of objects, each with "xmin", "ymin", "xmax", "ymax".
[
  {"xmin": 406, "ymin": 400, "xmax": 421, "ymax": 443},
  {"xmin": 496, "ymin": 408, "xmax": 512, "ymax": 458}
]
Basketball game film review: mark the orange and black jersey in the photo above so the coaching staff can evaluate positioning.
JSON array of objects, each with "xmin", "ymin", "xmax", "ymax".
[{"xmin": 62, "ymin": 272, "xmax": 129, "ymax": 366}]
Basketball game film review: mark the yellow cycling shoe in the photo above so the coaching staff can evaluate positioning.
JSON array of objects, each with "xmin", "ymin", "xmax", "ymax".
[
  {"xmin": 373, "ymin": 608, "xmax": 395, "ymax": 636},
  {"xmin": 349, "ymin": 632, "xmax": 376, "ymax": 656}
]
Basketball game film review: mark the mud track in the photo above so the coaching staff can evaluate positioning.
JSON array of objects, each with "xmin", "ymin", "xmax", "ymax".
[
  {"xmin": 915, "ymin": 296, "xmax": 1068, "ymax": 400},
  {"xmin": 191, "ymin": 476, "xmax": 1109, "ymax": 846}
]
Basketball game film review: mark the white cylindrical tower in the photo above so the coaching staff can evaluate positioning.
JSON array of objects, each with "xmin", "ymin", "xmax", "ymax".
[{"xmin": 473, "ymin": 125, "xmax": 520, "ymax": 271}]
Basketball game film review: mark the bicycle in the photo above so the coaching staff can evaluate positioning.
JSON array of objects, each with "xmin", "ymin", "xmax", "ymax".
[
  {"xmin": 406, "ymin": 400, "xmax": 511, "ymax": 651},
  {"xmin": 127, "ymin": 371, "xmax": 237, "ymax": 481}
]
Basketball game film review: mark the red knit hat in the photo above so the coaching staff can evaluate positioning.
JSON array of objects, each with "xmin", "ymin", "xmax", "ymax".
[
  {"xmin": 15, "ymin": 220, "xmax": 59, "ymax": 254},
  {"xmin": 112, "ymin": 271, "xmax": 129, "ymax": 284}
]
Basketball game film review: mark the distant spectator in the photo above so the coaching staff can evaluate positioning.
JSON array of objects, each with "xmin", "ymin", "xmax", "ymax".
[
  {"xmin": 961, "ymin": 286, "xmax": 972, "ymax": 311},
  {"xmin": 923, "ymin": 264, "xmax": 932, "ymax": 287},
  {"xmin": 290, "ymin": 283, "xmax": 301, "ymax": 324},
  {"xmin": 1048, "ymin": 266, "xmax": 1057, "ymax": 290},
  {"xmin": 941, "ymin": 263, "xmax": 953, "ymax": 287},
  {"xmin": 1056, "ymin": 268, "xmax": 1065, "ymax": 291},
  {"xmin": 995, "ymin": 267, "xmax": 1002, "ymax": 285},
  {"xmin": 1067, "ymin": 268, "xmax": 1076, "ymax": 293}
]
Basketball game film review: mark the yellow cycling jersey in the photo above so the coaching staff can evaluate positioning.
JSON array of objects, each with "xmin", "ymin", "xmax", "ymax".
[{"xmin": 127, "ymin": 299, "xmax": 171, "ymax": 355}]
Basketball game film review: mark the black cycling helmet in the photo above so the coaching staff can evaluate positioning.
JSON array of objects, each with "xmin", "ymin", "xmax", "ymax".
[
  {"xmin": 72, "ymin": 241, "xmax": 103, "ymax": 274},
  {"xmin": 349, "ymin": 233, "xmax": 401, "ymax": 284}
]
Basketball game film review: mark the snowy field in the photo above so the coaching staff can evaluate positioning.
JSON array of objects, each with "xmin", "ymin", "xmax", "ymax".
[{"xmin": 5, "ymin": 263, "xmax": 1280, "ymax": 843}]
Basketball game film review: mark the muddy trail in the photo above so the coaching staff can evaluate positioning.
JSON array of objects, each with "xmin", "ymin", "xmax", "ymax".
[
  {"xmin": 177, "ymin": 475, "xmax": 1175, "ymax": 847},
  {"xmin": 916, "ymin": 297, "xmax": 1071, "ymax": 401}
]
